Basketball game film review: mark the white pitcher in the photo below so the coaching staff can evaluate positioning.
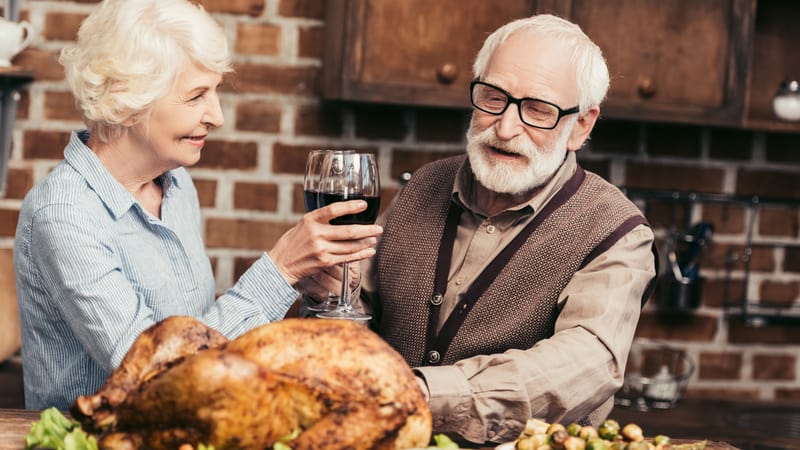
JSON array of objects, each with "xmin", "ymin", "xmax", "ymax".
[{"xmin": 0, "ymin": 18, "xmax": 34, "ymax": 67}]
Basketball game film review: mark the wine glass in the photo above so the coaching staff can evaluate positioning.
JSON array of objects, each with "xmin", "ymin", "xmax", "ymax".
[
  {"xmin": 303, "ymin": 149, "xmax": 347, "ymax": 312},
  {"xmin": 316, "ymin": 152, "xmax": 380, "ymax": 321}
]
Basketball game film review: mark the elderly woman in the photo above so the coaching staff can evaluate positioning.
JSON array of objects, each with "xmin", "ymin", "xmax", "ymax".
[{"xmin": 13, "ymin": 0, "xmax": 382, "ymax": 410}]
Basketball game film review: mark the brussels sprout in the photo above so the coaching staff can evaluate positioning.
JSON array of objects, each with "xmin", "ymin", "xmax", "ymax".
[
  {"xmin": 586, "ymin": 437, "xmax": 610, "ymax": 450},
  {"xmin": 579, "ymin": 426, "xmax": 599, "ymax": 441},
  {"xmin": 652, "ymin": 435, "xmax": 671, "ymax": 446},
  {"xmin": 624, "ymin": 441, "xmax": 651, "ymax": 450},
  {"xmin": 566, "ymin": 423, "xmax": 582, "ymax": 437},
  {"xmin": 562, "ymin": 436, "xmax": 587, "ymax": 450},
  {"xmin": 621, "ymin": 423, "xmax": 644, "ymax": 442},
  {"xmin": 598, "ymin": 419, "xmax": 620, "ymax": 441},
  {"xmin": 550, "ymin": 429, "xmax": 570, "ymax": 449},
  {"xmin": 547, "ymin": 423, "xmax": 567, "ymax": 436},
  {"xmin": 516, "ymin": 436, "xmax": 536, "ymax": 450}
]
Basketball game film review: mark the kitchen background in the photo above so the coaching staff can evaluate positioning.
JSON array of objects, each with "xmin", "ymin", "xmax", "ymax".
[{"xmin": 0, "ymin": 0, "xmax": 799, "ymax": 416}]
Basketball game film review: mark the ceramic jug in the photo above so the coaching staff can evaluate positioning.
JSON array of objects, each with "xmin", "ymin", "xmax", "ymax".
[{"xmin": 0, "ymin": 18, "xmax": 34, "ymax": 67}]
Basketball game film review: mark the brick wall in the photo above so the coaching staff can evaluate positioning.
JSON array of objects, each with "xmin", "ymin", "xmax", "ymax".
[{"xmin": 2, "ymin": 0, "xmax": 799, "ymax": 403}]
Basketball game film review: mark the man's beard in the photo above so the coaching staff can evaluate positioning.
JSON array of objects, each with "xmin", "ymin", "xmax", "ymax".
[{"xmin": 465, "ymin": 119, "xmax": 574, "ymax": 195}]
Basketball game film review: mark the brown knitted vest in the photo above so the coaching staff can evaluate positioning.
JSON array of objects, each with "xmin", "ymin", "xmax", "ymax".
[{"xmin": 375, "ymin": 155, "xmax": 651, "ymax": 367}]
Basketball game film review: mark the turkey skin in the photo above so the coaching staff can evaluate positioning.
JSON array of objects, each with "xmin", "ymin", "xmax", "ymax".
[{"xmin": 71, "ymin": 317, "xmax": 432, "ymax": 450}]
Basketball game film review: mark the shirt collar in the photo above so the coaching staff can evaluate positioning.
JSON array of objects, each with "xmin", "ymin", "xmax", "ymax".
[
  {"xmin": 452, "ymin": 151, "xmax": 578, "ymax": 217},
  {"xmin": 64, "ymin": 130, "xmax": 180, "ymax": 220}
]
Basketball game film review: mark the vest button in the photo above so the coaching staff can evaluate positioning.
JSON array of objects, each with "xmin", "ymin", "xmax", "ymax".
[
  {"xmin": 430, "ymin": 293, "xmax": 444, "ymax": 306},
  {"xmin": 427, "ymin": 350, "xmax": 441, "ymax": 364}
]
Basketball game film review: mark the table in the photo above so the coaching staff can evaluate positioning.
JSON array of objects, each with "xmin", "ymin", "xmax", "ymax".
[{"xmin": 0, "ymin": 408, "xmax": 739, "ymax": 450}]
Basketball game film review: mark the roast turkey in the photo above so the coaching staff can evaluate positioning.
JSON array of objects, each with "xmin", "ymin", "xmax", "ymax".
[{"xmin": 71, "ymin": 317, "xmax": 432, "ymax": 450}]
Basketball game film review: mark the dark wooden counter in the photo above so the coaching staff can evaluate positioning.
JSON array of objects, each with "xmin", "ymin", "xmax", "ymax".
[{"xmin": 611, "ymin": 397, "xmax": 799, "ymax": 450}]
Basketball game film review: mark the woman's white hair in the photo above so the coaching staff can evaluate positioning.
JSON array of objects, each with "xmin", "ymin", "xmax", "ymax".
[
  {"xmin": 60, "ymin": 0, "xmax": 232, "ymax": 143},
  {"xmin": 472, "ymin": 14, "xmax": 610, "ymax": 112}
]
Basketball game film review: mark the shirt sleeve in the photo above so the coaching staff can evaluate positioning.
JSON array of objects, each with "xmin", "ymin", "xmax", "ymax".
[{"xmin": 414, "ymin": 224, "xmax": 656, "ymax": 443}]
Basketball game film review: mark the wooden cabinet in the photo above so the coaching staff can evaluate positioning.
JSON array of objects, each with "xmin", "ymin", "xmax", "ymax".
[
  {"xmin": 538, "ymin": 0, "xmax": 752, "ymax": 127},
  {"xmin": 321, "ymin": 0, "xmax": 536, "ymax": 108},
  {"xmin": 321, "ymin": 0, "xmax": 800, "ymax": 133}
]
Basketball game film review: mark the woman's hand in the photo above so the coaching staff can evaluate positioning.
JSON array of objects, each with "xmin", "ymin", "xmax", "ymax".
[{"xmin": 270, "ymin": 200, "xmax": 382, "ymax": 286}]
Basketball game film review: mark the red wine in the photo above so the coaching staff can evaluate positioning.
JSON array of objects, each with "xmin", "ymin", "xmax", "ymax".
[
  {"xmin": 303, "ymin": 189, "xmax": 319, "ymax": 211},
  {"xmin": 318, "ymin": 193, "xmax": 380, "ymax": 225}
]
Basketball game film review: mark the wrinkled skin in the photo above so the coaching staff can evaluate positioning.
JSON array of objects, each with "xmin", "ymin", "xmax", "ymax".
[{"xmin": 71, "ymin": 317, "xmax": 432, "ymax": 450}]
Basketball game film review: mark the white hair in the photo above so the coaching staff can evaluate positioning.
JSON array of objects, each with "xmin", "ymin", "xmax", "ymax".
[
  {"xmin": 60, "ymin": 0, "xmax": 232, "ymax": 143},
  {"xmin": 472, "ymin": 14, "xmax": 610, "ymax": 112}
]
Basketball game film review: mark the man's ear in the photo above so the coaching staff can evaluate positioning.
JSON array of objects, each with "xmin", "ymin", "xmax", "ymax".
[{"xmin": 566, "ymin": 107, "xmax": 600, "ymax": 151}]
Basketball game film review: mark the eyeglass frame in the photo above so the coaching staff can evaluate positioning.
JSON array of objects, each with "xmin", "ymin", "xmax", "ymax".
[{"xmin": 469, "ymin": 80, "xmax": 580, "ymax": 130}]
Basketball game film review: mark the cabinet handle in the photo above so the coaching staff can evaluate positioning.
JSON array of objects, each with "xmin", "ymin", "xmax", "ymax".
[
  {"xmin": 437, "ymin": 63, "xmax": 459, "ymax": 84},
  {"xmin": 637, "ymin": 76, "xmax": 657, "ymax": 98}
]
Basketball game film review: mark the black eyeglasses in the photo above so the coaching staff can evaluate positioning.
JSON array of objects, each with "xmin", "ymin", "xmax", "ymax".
[{"xmin": 470, "ymin": 80, "xmax": 579, "ymax": 130}]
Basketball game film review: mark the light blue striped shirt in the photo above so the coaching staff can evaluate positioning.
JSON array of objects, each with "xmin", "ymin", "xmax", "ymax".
[{"xmin": 14, "ymin": 130, "xmax": 298, "ymax": 410}]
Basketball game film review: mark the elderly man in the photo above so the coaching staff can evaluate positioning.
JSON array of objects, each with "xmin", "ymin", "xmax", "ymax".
[{"xmin": 357, "ymin": 14, "xmax": 657, "ymax": 445}]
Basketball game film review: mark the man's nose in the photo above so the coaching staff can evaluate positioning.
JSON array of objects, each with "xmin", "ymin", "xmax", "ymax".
[{"xmin": 494, "ymin": 103, "xmax": 524, "ymax": 140}]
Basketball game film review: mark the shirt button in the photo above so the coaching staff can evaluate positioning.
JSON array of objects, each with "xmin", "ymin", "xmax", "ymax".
[
  {"xmin": 486, "ymin": 224, "xmax": 496, "ymax": 234},
  {"xmin": 430, "ymin": 293, "xmax": 444, "ymax": 306},
  {"xmin": 455, "ymin": 277, "xmax": 464, "ymax": 285},
  {"xmin": 427, "ymin": 350, "xmax": 441, "ymax": 364}
]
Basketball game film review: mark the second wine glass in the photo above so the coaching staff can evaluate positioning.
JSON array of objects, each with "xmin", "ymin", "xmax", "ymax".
[{"xmin": 316, "ymin": 152, "xmax": 380, "ymax": 321}]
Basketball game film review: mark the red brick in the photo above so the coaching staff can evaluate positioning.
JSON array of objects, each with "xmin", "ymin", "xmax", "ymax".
[
  {"xmin": 272, "ymin": 143, "xmax": 377, "ymax": 175},
  {"xmin": 278, "ymin": 0, "xmax": 325, "ymax": 19},
  {"xmin": 298, "ymin": 26, "xmax": 324, "ymax": 59},
  {"xmin": 700, "ymin": 203, "xmax": 747, "ymax": 235},
  {"xmin": 625, "ymin": 162, "xmax": 725, "ymax": 193},
  {"xmin": 634, "ymin": 312, "xmax": 717, "ymax": 341},
  {"xmin": 0, "ymin": 209, "xmax": 20, "ymax": 237},
  {"xmin": 235, "ymin": 23, "xmax": 280, "ymax": 56},
  {"xmin": 233, "ymin": 256, "xmax": 260, "ymax": 281},
  {"xmin": 587, "ymin": 120, "xmax": 639, "ymax": 155},
  {"xmin": 23, "ymin": 130, "xmax": 71, "ymax": 160},
  {"xmin": 759, "ymin": 280, "xmax": 799, "ymax": 308},
  {"xmin": 684, "ymin": 388, "xmax": 760, "ymax": 400},
  {"xmin": 2, "ymin": 168, "xmax": 33, "ymax": 200},
  {"xmin": 737, "ymin": 168, "xmax": 800, "ymax": 200},
  {"xmin": 752, "ymin": 353, "xmax": 796, "ymax": 380},
  {"xmin": 199, "ymin": 0, "xmax": 264, "ymax": 16},
  {"xmin": 785, "ymin": 246, "xmax": 800, "ymax": 273},
  {"xmin": 193, "ymin": 178, "xmax": 217, "ymax": 208},
  {"xmin": 292, "ymin": 184, "xmax": 306, "ymax": 214},
  {"xmin": 228, "ymin": 64, "xmax": 319, "ymax": 96},
  {"xmin": 415, "ymin": 108, "xmax": 468, "ymax": 142},
  {"xmin": 702, "ymin": 278, "xmax": 746, "ymax": 308},
  {"xmin": 708, "ymin": 127, "xmax": 753, "ymax": 161},
  {"xmin": 234, "ymin": 182, "xmax": 279, "ymax": 212},
  {"xmin": 391, "ymin": 148, "xmax": 462, "ymax": 181},
  {"xmin": 758, "ymin": 206, "xmax": 798, "ymax": 237},
  {"xmin": 698, "ymin": 352, "xmax": 742, "ymax": 380},
  {"xmin": 294, "ymin": 104, "xmax": 343, "ymax": 137},
  {"xmin": 728, "ymin": 315, "xmax": 800, "ymax": 344},
  {"xmin": 704, "ymin": 243, "xmax": 774, "ymax": 272},
  {"xmin": 43, "ymin": 12, "xmax": 86, "ymax": 41},
  {"xmin": 44, "ymin": 91, "xmax": 81, "ymax": 121},
  {"xmin": 765, "ymin": 132, "xmax": 800, "ymax": 164},
  {"xmin": 637, "ymin": 198, "xmax": 690, "ymax": 230},
  {"xmin": 12, "ymin": 49, "xmax": 64, "ymax": 81},
  {"xmin": 354, "ymin": 105, "xmax": 408, "ymax": 140},
  {"xmin": 774, "ymin": 388, "xmax": 800, "ymax": 401},
  {"xmin": 196, "ymin": 140, "xmax": 258, "ymax": 170},
  {"xmin": 205, "ymin": 218, "xmax": 292, "ymax": 249},
  {"xmin": 209, "ymin": 256, "xmax": 218, "ymax": 278},
  {"xmin": 16, "ymin": 89, "xmax": 29, "ymax": 120},
  {"xmin": 235, "ymin": 101, "xmax": 281, "ymax": 133},
  {"xmin": 646, "ymin": 123, "xmax": 703, "ymax": 158}
]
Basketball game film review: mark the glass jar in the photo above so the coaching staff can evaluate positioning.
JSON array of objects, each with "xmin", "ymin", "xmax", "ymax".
[{"xmin": 773, "ymin": 80, "xmax": 800, "ymax": 121}]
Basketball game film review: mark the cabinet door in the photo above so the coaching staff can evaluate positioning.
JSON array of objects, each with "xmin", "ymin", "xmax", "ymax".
[
  {"xmin": 322, "ymin": 0, "xmax": 536, "ymax": 108},
  {"xmin": 539, "ymin": 0, "xmax": 752, "ymax": 126}
]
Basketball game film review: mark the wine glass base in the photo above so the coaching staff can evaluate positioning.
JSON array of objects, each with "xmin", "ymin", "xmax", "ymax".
[
  {"xmin": 306, "ymin": 296, "xmax": 340, "ymax": 312},
  {"xmin": 316, "ymin": 309, "xmax": 371, "ymax": 321}
]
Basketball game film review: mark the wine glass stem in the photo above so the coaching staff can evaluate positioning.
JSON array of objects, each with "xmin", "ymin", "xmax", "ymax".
[{"xmin": 339, "ymin": 262, "xmax": 351, "ymax": 311}]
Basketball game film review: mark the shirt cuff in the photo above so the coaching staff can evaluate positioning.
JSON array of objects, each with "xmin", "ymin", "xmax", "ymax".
[
  {"xmin": 415, "ymin": 365, "xmax": 482, "ymax": 440},
  {"xmin": 238, "ymin": 253, "xmax": 299, "ymax": 318}
]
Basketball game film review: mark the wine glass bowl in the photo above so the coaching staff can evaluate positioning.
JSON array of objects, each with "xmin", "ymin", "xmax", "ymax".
[{"xmin": 316, "ymin": 152, "xmax": 380, "ymax": 321}]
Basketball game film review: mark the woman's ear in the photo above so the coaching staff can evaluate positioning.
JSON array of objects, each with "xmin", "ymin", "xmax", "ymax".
[{"xmin": 566, "ymin": 106, "xmax": 600, "ymax": 151}]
